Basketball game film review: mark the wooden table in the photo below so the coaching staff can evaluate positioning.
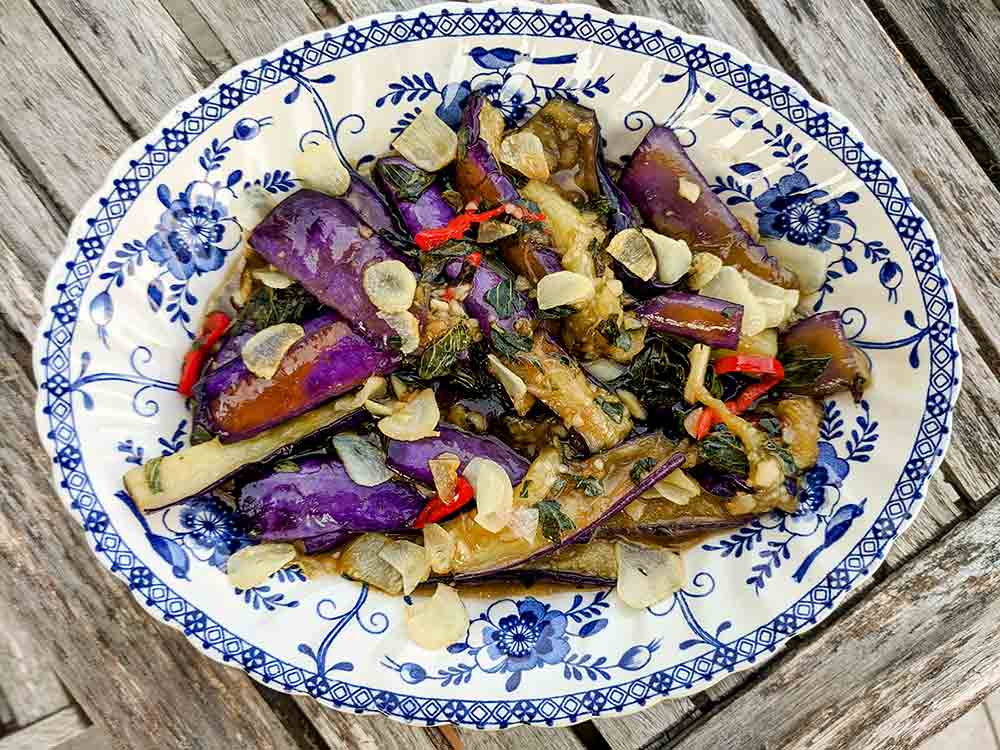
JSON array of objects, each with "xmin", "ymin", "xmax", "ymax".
[{"xmin": 1, "ymin": 1, "xmax": 998, "ymax": 748}]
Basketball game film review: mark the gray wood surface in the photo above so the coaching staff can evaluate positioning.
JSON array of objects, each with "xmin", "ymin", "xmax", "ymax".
[{"xmin": 0, "ymin": 0, "xmax": 998, "ymax": 749}]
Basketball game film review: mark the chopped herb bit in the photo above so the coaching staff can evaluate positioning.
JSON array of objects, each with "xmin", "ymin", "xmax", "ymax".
[
  {"xmin": 386, "ymin": 334, "xmax": 404, "ymax": 351},
  {"xmin": 699, "ymin": 426, "xmax": 750, "ymax": 476},
  {"xmin": 237, "ymin": 284, "xmax": 322, "ymax": 333},
  {"xmin": 273, "ymin": 460, "xmax": 301, "ymax": 473},
  {"xmin": 568, "ymin": 474, "xmax": 604, "ymax": 497},
  {"xmin": 419, "ymin": 324, "xmax": 472, "ymax": 379},
  {"xmin": 547, "ymin": 477, "xmax": 568, "ymax": 499},
  {"xmin": 766, "ymin": 439, "xmax": 798, "ymax": 475},
  {"xmin": 442, "ymin": 189, "xmax": 465, "ymax": 213},
  {"xmin": 491, "ymin": 324, "xmax": 533, "ymax": 360},
  {"xmin": 597, "ymin": 397, "xmax": 625, "ymax": 423},
  {"xmin": 629, "ymin": 457, "xmax": 657, "ymax": 483},
  {"xmin": 585, "ymin": 195, "xmax": 613, "ymax": 219},
  {"xmin": 190, "ymin": 424, "xmax": 214, "ymax": 446},
  {"xmin": 375, "ymin": 159, "xmax": 436, "ymax": 201},
  {"xmin": 588, "ymin": 237, "xmax": 608, "ymax": 276},
  {"xmin": 144, "ymin": 457, "xmax": 164, "ymax": 494},
  {"xmin": 419, "ymin": 241, "xmax": 477, "ymax": 281},
  {"xmin": 757, "ymin": 416, "xmax": 783, "ymax": 437},
  {"xmin": 536, "ymin": 304, "xmax": 576, "ymax": 319},
  {"xmin": 779, "ymin": 346, "xmax": 833, "ymax": 390},
  {"xmin": 519, "ymin": 480, "xmax": 532, "ymax": 498},
  {"xmin": 597, "ymin": 316, "xmax": 632, "ymax": 351},
  {"xmin": 524, "ymin": 355, "xmax": 545, "ymax": 374},
  {"xmin": 534, "ymin": 499, "xmax": 576, "ymax": 543},
  {"xmin": 484, "ymin": 277, "xmax": 527, "ymax": 320}
]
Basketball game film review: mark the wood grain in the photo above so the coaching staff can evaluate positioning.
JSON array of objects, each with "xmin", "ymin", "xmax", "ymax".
[
  {"xmin": 663, "ymin": 494, "xmax": 1000, "ymax": 750},
  {"xmin": 0, "ymin": 707, "xmax": 89, "ymax": 750},
  {"xmin": 51, "ymin": 726, "xmax": 110, "ymax": 750},
  {"xmin": 0, "ymin": 601, "xmax": 71, "ymax": 728}
]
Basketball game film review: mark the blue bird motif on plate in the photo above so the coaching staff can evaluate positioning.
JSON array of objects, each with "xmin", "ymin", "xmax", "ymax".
[
  {"xmin": 792, "ymin": 499, "xmax": 867, "ymax": 583},
  {"xmin": 468, "ymin": 46, "xmax": 578, "ymax": 70}
]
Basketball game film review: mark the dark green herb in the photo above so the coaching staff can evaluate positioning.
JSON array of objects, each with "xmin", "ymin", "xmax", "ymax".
[
  {"xmin": 629, "ymin": 457, "xmax": 657, "ymax": 483},
  {"xmin": 534, "ymin": 499, "xmax": 576, "ymax": 543},
  {"xmin": 547, "ymin": 476, "xmax": 568, "ymax": 499},
  {"xmin": 612, "ymin": 336, "xmax": 722, "ymax": 419},
  {"xmin": 442, "ymin": 189, "xmax": 465, "ymax": 213},
  {"xmin": 589, "ymin": 237, "xmax": 608, "ymax": 276},
  {"xmin": 585, "ymin": 194, "xmax": 613, "ymax": 219},
  {"xmin": 757, "ymin": 416, "xmax": 783, "ymax": 437},
  {"xmin": 536, "ymin": 305, "xmax": 576, "ymax": 319},
  {"xmin": 237, "ymin": 284, "xmax": 322, "ymax": 333},
  {"xmin": 419, "ymin": 324, "xmax": 472, "ymax": 379},
  {"xmin": 273, "ymin": 460, "xmax": 301, "ymax": 473},
  {"xmin": 520, "ymin": 481, "xmax": 532, "ymax": 499},
  {"xmin": 491, "ymin": 324, "xmax": 533, "ymax": 360},
  {"xmin": 568, "ymin": 474, "xmax": 604, "ymax": 497},
  {"xmin": 419, "ymin": 241, "xmax": 477, "ymax": 281},
  {"xmin": 597, "ymin": 397, "xmax": 625, "ymax": 424},
  {"xmin": 765, "ymin": 439, "xmax": 798, "ymax": 475},
  {"xmin": 386, "ymin": 334, "xmax": 404, "ymax": 351},
  {"xmin": 484, "ymin": 278, "xmax": 527, "ymax": 320},
  {"xmin": 523, "ymin": 355, "xmax": 545, "ymax": 374},
  {"xmin": 375, "ymin": 159, "xmax": 437, "ymax": 201},
  {"xmin": 190, "ymin": 424, "xmax": 214, "ymax": 446},
  {"xmin": 597, "ymin": 316, "xmax": 632, "ymax": 351},
  {"xmin": 699, "ymin": 426, "xmax": 749, "ymax": 476},
  {"xmin": 144, "ymin": 457, "xmax": 164, "ymax": 494},
  {"xmin": 778, "ymin": 346, "xmax": 833, "ymax": 390}
]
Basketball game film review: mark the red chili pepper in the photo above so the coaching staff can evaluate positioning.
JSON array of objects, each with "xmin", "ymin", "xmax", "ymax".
[
  {"xmin": 713, "ymin": 355, "xmax": 784, "ymax": 378},
  {"xmin": 178, "ymin": 311, "xmax": 231, "ymax": 397},
  {"xmin": 465, "ymin": 251, "xmax": 482, "ymax": 267},
  {"xmin": 414, "ymin": 205, "xmax": 545, "ymax": 252},
  {"xmin": 412, "ymin": 476, "xmax": 475, "ymax": 528},
  {"xmin": 441, "ymin": 287, "xmax": 455, "ymax": 301},
  {"xmin": 693, "ymin": 375, "xmax": 784, "ymax": 440}
]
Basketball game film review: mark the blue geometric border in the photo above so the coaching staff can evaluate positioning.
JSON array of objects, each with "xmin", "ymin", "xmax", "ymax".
[{"xmin": 34, "ymin": 3, "xmax": 960, "ymax": 728}]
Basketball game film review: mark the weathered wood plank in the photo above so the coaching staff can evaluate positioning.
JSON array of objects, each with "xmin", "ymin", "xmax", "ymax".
[
  {"xmin": 0, "ymin": 603, "xmax": 71, "ymax": 728},
  {"xmin": 0, "ymin": 337, "xmax": 305, "ymax": 749},
  {"xmin": 296, "ymin": 695, "xmax": 445, "ymax": 750},
  {"xmin": 0, "ymin": 707, "xmax": 89, "ymax": 750},
  {"xmin": 875, "ymin": 0, "xmax": 1000, "ymax": 171},
  {"xmin": 742, "ymin": 0, "xmax": 1000, "ymax": 501},
  {"xmin": 51, "ymin": 725, "xmax": 110, "ymax": 750},
  {"xmin": 190, "ymin": 0, "xmax": 329, "ymax": 62},
  {"xmin": 0, "ymin": 0, "xmax": 132, "ymax": 216},
  {"xmin": 157, "ymin": 0, "xmax": 237, "ymax": 72},
  {"xmin": 664, "ymin": 494, "xmax": 1000, "ymax": 750},
  {"xmin": 32, "ymin": 0, "xmax": 215, "ymax": 135}
]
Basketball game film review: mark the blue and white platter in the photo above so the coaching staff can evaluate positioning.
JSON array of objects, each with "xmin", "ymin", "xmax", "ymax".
[{"xmin": 33, "ymin": 1, "xmax": 960, "ymax": 729}]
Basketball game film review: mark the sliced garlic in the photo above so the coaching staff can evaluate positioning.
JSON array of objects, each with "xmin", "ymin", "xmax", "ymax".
[
  {"xmin": 583, "ymin": 358, "xmax": 626, "ymax": 382},
  {"xmin": 423, "ymin": 523, "xmax": 456, "ymax": 574},
  {"xmin": 333, "ymin": 376, "xmax": 387, "ymax": 411},
  {"xmin": 499, "ymin": 131, "xmax": 550, "ymax": 180},
  {"xmin": 405, "ymin": 584, "xmax": 468, "ymax": 650},
  {"xmin": 332, "ymin": 434, "xmax": 393, "ymax": 487},
  {"xmin": 428, "ymin": 452, "xmax": 461, "ymax": 503},
  {"xmin": 378, "ymin": 539, "xmax": 431, "ymax": 595},
  {"xmin": 477, "ymin": 220, "xmax": 518, "ymax": 244},
  {"xmin": 645, "ymin": 469, "xmax": 700, "ymax": 505},
  {"xmin": 642, "ymin": 230, "xmax": 692, "ymax": 285},
  {"xmin": 364, "ymin": 399, "xmax": 396, "ymax": 417},
  {"xmin": 227, "ymin": 543, "xmax": 296, "ymax": 590},
  {"xmin": 465, "ymin": 457, "xmax": 514, "ymax": 534},
  {"xmin": 606, "ymin": 229, "xmax": 657, "ymax": 282},
  {"xmin": 762, "ymin": 237, "xmax": 828, "ymax": 294},
  {"xmin": 377, "ymin": 310, "xmax": 421, "ymax": 354},
  {"xmin": 700, "ymin": 266, "xmax": 767, "ymax": 337},
  {"xmin": 392, "ymin": 110, "xmax": 458, "ymax": 172},
  {"xmin": 241, "ymin": 323, "xmax": 304, "ymax": 379},
  {"xmin": 742, "ymin": 270, "xmax": 800, "ymax": 323},
  {"xmin": 730, "ymin": 202, "xmax": 761, "ymax": 241},
  {"xmin": 536, "ymin": 270, "xmax": 595, "ymax": 310},
  {"xmin": 295, "ymin": 136, "xmax": 350, "ymax": 196},
  {"xmin": 616, "ymin": 389, "xmax": 647, "ymax": 421},
  {"xmin": 678, "ymin": 177, "xmax": 701, "ymax": 203},
  {"xmin": 252, "ymin": 268, "xmax": 295, "ymax": 289},
  {"xmin": 684, "ymin": 343, "xmax": 711, "ymax": 404},
  {"xmin": 487, "ymin": 354, "xmax": 534, "ymax": 416},
  {"xmin": 624, "ymin": 499, "xmax": 646, "ymax": 521},
  {"xmin": 508, "ymin": 507, "xmax": 540, "ymax": 543},
  {"xmin": 687, "ymin": 252, "xmax": 723, "ymax": 290},
  {"xmin": 364, "ymin": 260, "xmax": 417, "ymax": 314},
  {"xmin": 615, "ymin": 541, "xmax": 685, "ymax": 608},
  {"xmin": 378, "ymin": 388, "xmax": 440, "ymax": 441}
]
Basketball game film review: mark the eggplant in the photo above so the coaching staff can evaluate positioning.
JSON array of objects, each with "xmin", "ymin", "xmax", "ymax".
[
  {"xmin": 301, "ymin": 529, "xmax": 356, "ymax": 555},
  {"xmin": 123, "ymin": 402, "xmax": 366, "ymax": 510},
  {"xmin": 444, "ymin": 433, "xmax": 686, "ymax": 581},
  {"xmin": 239, "ymin": 457, "xmax": 425, "ymax": 542},
  {"xmin": 450, "ymin": 540, "xmax": 621, "ymax": 587},
  {"xmin": 341, "ymin": 173, "xmax": 402, "ymax": 240},
  {"xmin": 199, "ymin": 311, "xmax": 400, "ymax": 443},
  {"xmin": 599, "ymin": 494, "xmax": 753, "ymax": 540},
  {"xmin": 463, "ymin": 261, "xmax": 533, "ymax": 339},
  {"xmin": 455, "ymin": 95, "xmax": 519, "ymax": 206},
  {"xmin": 635, "ymin": 291, "xmax": 744, "ymax": 349},
  {"xmin": 374, "ymin": 156, "xmax": 456, "ymax": 236},
  {"xmin": 249, "ymin": 189, "xmax": 413, "ymax": 343},
  {"xmin": 500, "ymin": 230, "xmax": 563, "ymax": 283},
  {"xmin": 620, "ymin": 126, "xmax": 798, "ymax": 289},
  {"xmin": 687, "ymin": 465, "xmax": 753, "ymax": 498},
  {"xmin": 386, "ymin": 424, "xmax": 530, "ymax": 486},
  {"xmin": 779, "ymin": 311, "xmax": 872, "ymax": 400},
  {"xmin": 505, "ymin": 333, "xmax": 633, "ymax": 452}
]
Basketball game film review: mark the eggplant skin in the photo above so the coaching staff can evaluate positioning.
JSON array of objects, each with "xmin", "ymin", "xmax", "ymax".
[
  {"xmin": 463, "ymin": 261, "xmax": 533, "ymax": 339},
  {"xmin": 374, "ymin": 156, "xmax": 456, "ymax": 236},
  {"xmin": 201, "ymin": 311, "xmax": 400, "ymax": 443},
  {"xmin": 635, "ymin": 290, "xmax": 743, "ymax": 349},
  {"xmin": 239, "ymin": 457, "xmax": 426, "ymax": 542},
  {"xmin": 620, "ymin": 126, "xmax": 798, "ymax": 289},
  {"xmin": 780, "ymin": 311, "xmax": 872, "ymax": 400},
  {"xmin": 455, "ymin": 95, "xmax": 519, "ymax": 206},
  {"xmin": 249, "ymin": 189, "xmax": 413, "ymax": 344},
  {"xmin": 386, "ymin": 424, "xmax": 530, "ymax": 486}
]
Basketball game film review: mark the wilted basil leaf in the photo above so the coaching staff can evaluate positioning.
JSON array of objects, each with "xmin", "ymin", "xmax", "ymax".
[
  {"xmin": 534, "ymin": 499, "xmax": 576, "ymax": 543},
  {"xmin": 419, "ymin": 324, "xmax": 472, "ymax": 379}
]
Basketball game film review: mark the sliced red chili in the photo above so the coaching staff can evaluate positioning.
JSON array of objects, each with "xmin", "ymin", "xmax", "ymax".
[
  {"xmin": 441, "ymin": 286, "xmax": 456, "ymax": 301},
  {"xmin": 465, "ymin": 251, "xmax": 482, "ymax": 267},
  {"xmin": 178, "ymin": 311, "xmax": 231, "ymax": 397},
  {"xmin": 713, "ymin": 355, "xmax": 784, "ymax": 378},
  {"xmin": 693, "ymin": 375, "xmax": 784, "ymax": 439},
  {"xmin": 414, "ymin": 205, "xmax": 545, "ymax": 252},
  {"xmin": 412, "ymin": 476, "xmax": 475, "ymax": 528}
]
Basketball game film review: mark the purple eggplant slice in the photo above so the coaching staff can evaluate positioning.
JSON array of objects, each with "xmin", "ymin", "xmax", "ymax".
[
  {"xmin": 500, "ymin": 231, "xmax": 563, "ymax": 283},
  {"xmin": 779, "ymin": 311, "xmax": 872, "ymax": 400},
  {"xmin": 300, "ymin": 528, "xmax": 356, "ymax": 555},
  {"xmin": 620, "ymin": 126, "xmax": 798, "ymax": 289},
  {"xmin": 374, "ymin": 156, "xmax": 456, "ymax": 236},
  {"xmin": 239, "ymin": 457, "xmax": 425, "ymax": 542},
  {"xmin": 341, "ymin": 173, "xmax": 401, "ymax": 238},
  {"xmin": 200, "ymin": 312, "xmax": 400, "ymax": 443},
  {"xmin": 455, "ymin": 95, "xmax": 519, "ymax": 206},
  {"xmin": 599, "ymin": 494, "xmax": 754, "ymax": 541},
  {"xmin": 635, "ymin": 291, "xmax": 743, "ymax": 349},
  {"xmin": 386, "ymin": 424, "xmax": 530, "ymax": 487},
  {"xmin": 249, "ymin": 189, "xmax": 413, "ymax": 343},
  {"xmin": 462, "ymin": 261, "xmax": 533, "ymax": 339}
]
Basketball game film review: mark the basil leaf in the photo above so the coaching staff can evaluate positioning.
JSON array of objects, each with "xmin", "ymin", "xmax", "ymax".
[
  {"xmin": 490, "ymin": 324, "xmax": 533, "ymax": 360},
  {"xmin": 536, "ymin": 305, "xmax": 576, "ymax": 320},
  {"xmin": 534, "ymin": 499, "xmax": 576, "ymax": 543},
  {"xmin": 144, "ymin": 457, "xmax": 164, "ymax": 494},
  {"xmin": 779, "ymin": 346, "xmax": 833, "ymax": 390},
  {"xmin": 597, "ymin": 397, "xmax": 625, "ymax": 424},
  {"xmin": 629, "ymin": 457, "xmax": 657, "ymax": 484},
  {"xmin": 597, "ymin": 316, "xmax": 632, "ymax": 351},
  {"xmin": 419, "ymin": 324, "xmax": 472, "ymax": 380},
  {"xmin": 568, "ymin": 474, "xmax": 604, "ymax": 497},
  {"xmin": 239, "ymin": 284, "xmax": 322, "ymax": 332},
  {"xmin": 420, "ymin": 242, "xmax": 476, "ymax": 281},
  {"xmin": 484, "ymin": 278, "xmax": 527, "ymax": 320},
  {"xmin": 585, "ymin": 194, "xmax": 613, "ymax": 219},
  {"xmin": 699, "ymin": 426, "xmax": 750, "ymax": 476},
  {"xmin": 375, "ymin": 159, "xmax": 436, "ymax": 202}
]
